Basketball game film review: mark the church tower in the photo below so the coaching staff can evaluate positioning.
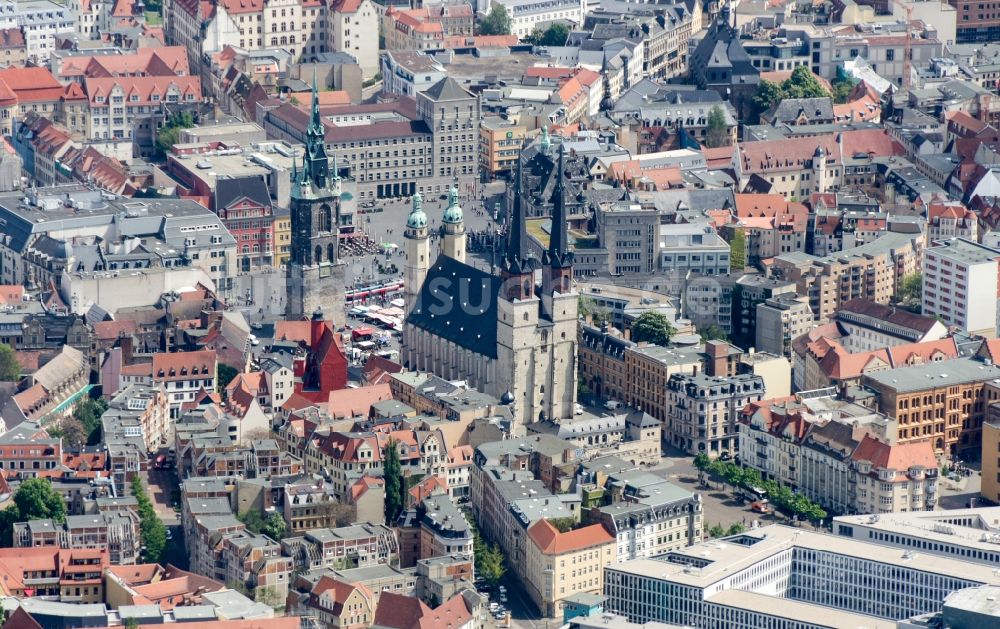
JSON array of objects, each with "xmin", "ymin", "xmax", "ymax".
[
  {"xmin": 441, "ymin": 185, "xmax": 466, "ymax": 263},
  {"xmin": 540, "ymin": 143, "xmax": 578, "ymax": 423},
  {"xmin": 286, "ymin": 72, "xmax": 346, "ymax": 326},
  {"xmin": 403, "ymin": 192, "xmax": 429, "ymax": 317}
]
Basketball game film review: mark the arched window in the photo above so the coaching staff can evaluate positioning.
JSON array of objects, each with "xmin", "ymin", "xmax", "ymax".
[
  {"xmin": 315, "ymin": 245, "xmax": 322, "ymax": 263},
  {"xmin": 318, "ymin": 205, "xmax": 332, "ymax": 232},
  {"xmin": 327, "ymin": 243, "xmax": 335, "ymax": 262}
]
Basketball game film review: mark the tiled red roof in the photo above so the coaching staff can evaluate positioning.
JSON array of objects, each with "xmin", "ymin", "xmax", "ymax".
[
  {"xmin": 152, "ymin": 350, "xmax": 217, "ymax": 382},
  {"xmin": 330, "ymin": 0, "xmax": 363, "ymax": 12},
  {"xmin": 84, "ymin": 75, "xmax": 201, "ymax": 107},
  {"xmin": 851, "ymin": 435, "xmax": 936, "ymax": 473},
  {"xmin": 527, "ymin": 520, "xmax": 614, "ymax": 555}
]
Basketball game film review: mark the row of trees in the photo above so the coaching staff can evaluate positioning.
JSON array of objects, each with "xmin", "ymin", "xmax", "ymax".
[
  {"xmin": 694, "ymin": 454, "xmax": 828, "ymax": 524},
  {"xmin": 131, "ymin": 476, "xmax": 168, "ymax": 563},
  {"xmin": 468, "ymin": 517, "xmax": 505, "ymax": 587}
]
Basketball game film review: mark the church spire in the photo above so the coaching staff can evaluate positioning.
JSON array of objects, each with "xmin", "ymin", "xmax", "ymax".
[
  {"xmin": 503, "ymin": 157, "xmax": 530, "ymax": 275},
  {"xmin": 545, "ymin": 143, "xmax": 571, "ymax": 268},
  {"xmin": 296, "ymin": 68, "xmax": 330, "ymax": 194}
]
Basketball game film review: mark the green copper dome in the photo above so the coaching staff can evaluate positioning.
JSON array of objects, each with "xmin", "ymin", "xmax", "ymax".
[
  {"xmin": 407, "ymin": 191, "xmax": 427, "ymax": 229},
  {"xmin": 442, "ymin": 186, "xmax": 463, "ymax": 224}
]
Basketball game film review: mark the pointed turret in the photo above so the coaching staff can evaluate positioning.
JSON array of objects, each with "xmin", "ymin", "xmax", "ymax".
[
  {"xmin": 501, "ymin": 155, "xmax": 536, "ymax": 301},
  {"xmin": 541, "ymin": 144, "xmax": 573, "ymax": 296},
  {"xmin": 544, "ymin": 143, "xmax": 572, "ymax": 269},
  {"xmin": 297, "ymin": 68, "xmax": 330, "ymax": 193}
]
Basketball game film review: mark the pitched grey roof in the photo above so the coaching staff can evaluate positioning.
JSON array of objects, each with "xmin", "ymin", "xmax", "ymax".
[
  {"xmin": 215, "ymin": 175, "xmax": 271, "ymax": 210},
  {"xmin": 769, "ymin": 97, "xmax": 834, "ymax": 123},
  {"xmin": 422, "ymin": 77, "xmax": 471, "ymax": 102}
]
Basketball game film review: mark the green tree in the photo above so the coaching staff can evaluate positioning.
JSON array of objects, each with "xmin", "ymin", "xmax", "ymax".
[
  {"xmin": 0, "ymin": 478, "xmax": 68, "ymax": 545},
  {"xmin": 261, "ymin": 512, "xmax": 287, "ymax": 541},
  {"xmin": 255, "ymin": 585, "xmax": 284, "ymax": 610},
  {"xmin": 897, "ymin": 272, "xmax": 922, "ymax": 311},
  {"xmin": 383, "ymin": 438, "xmax": 404, "ymax": 524},
  {"xmin": 707, "ymin": 523, "xmax": 726, "ymax": 538},
  {"xmin": 478, "ymin": 543, "xmax": 506, "ymax": 586},
  {"xmin": 156, "ymin": 111, "xmax": 195, "ymax": 158},
  {"xmin": 704, "ymin": 105, "xmax": 730, "ymax": 148},
  {"xmin": 217, "ymin": 364, "xmax": 240, "ymax": 392},
  {"xmin": 51, "ymin": 416, "xmax": 88, "ymax": 448},
  {"xmin": 579, "ymin": 296, "xmax": 611, "ymax": 326},
  {"xmin": 478, "ymin": 5, "xmax": 511, "ymax": 35},
  {"xmin": 124, "ymin": 618, "xmax": 140, "ymax": 629},
  {"xmin": 751, "ymin": 80, "xmax": 785, "ymax": 121},
  {"xmin": 783, "ymin": 66, "xmax": 829, "ymax": 99},
  {"xmin": 693, "ymin": 453, "xmax": 711, "ymax": 472},
  {"xmin": 727, "ymin": 522, "xmax": 746, "ymax": 536},
  {"xmin": 547, "ymin": 517, "xmax": 576, "ymax": 533},
  {"xmin": 631, "ymin": 311, "xmax": 676, "ymax": 346},
  {"xmin": 73, "ymin": 397, "xmax": 109, "ymax": 445},
  {"xmin": 131, "ymin": 476, "xmax": 167, "ymax": 562},
  {"xmin": 698, "ymin": 324, "xmax": 728, "ymax": 342},
  {"xmin": 0, "ymin": 343, "xmax": 19, "ymax": 381},
  {"xmin": 831, "ymin": 77, "xmax": 857, "ymax": 104},
  {"xmin": 729, "ymin": 228, "xmax": 746, "ymax": 270},
  {"xmin": 238, "ymin": 510, "xmax": 266, "ymax": 533},
  {"xmin": 14, "ymin": 478, "xmax": 67, "ymax": 524},
  {"xmin": 535, "ymin": 23, "xmax": 569, "ymax": 46}
]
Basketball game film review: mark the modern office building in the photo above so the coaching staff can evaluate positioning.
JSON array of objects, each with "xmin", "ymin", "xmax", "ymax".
[
  {"xmin": 604, "ymin": 525, "xmax": 1000, "ymax": 628},
  {"xmin": 833, "ymin": 508, "xmax": 1000, "ymax": 566}
]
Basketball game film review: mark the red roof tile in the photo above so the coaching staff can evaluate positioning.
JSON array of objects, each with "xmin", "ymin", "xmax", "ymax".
[{"xmin": 527, "ymin": 520, "xmax": 614, "ymax": 555}]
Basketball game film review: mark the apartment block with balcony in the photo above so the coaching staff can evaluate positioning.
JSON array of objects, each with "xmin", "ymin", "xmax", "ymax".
[
  {"xmin": 281, "ymin": 524, "xmax": 398, "ymax": 573},
  {"xmin": 14, "ymin": 513, "xmax": 141, "ymax": 566}
]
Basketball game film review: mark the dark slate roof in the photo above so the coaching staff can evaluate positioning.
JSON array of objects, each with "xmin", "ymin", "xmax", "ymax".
[
  {"xmin": 405, "ymin": 255, "xmax": 500, "ymax": 358},
  {"xmin": 215, "ymin": 175, "xmax": 271, "ymax": 210},
  {"xmin": 691, "ymin": 14, "xmax": 758, "ymax": 82},
  {"xmin": 769, "ymin": 97, "xmax": 834, "ymax": 123},
  {"xmin": 422, "ymin": 77, "xmax": 471, "ymax": 102}
]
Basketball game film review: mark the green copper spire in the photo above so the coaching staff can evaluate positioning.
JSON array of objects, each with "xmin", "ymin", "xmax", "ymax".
[
  {"xmin": 443, "ymin": 185, "xmax": 463, "ymax": 224},
  {"xmin": 407, "ymin": 192, "xmax": 427, "ymax": 229}
]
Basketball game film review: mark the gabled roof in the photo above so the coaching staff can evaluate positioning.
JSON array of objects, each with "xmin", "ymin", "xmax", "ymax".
[
  {"xmin": 527, "ymin": 519, "xmax": 614, "ymax": 555},
  {"xmin": 215, "ymin": 176, "xmax": 270, "ymax": 211}
]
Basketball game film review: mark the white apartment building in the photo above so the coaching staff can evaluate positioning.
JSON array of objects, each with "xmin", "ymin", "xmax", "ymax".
[
  {"xmin": 754, "ymin": 293, "xmax": 812, "ymax": 359},
  {"xmin": 3, "ymin": 0, "xmax": 73, "ymax": 63},
  {"xmin": 329, "ymin": 0, "xmax": 379, "ymax": 80},
  {"xmin": 489, "ymin": 0, "xmax": 584, "ymax": 38},
  {"xmin": 604, "ymin": 525, "xmax": 1000, "ymax": 628},
  {"xmin": 665, "ymin": 373, "xmax": 765, "ymax": 457},
  {"xmin": 833, "ymin": 507, "xmax": 1000, "ymax": 566},
  {"xmin": 591, "ymin": 478, "xmax": 702, "ymax": 563},
  {"xmin": 260, "ymin": 357, "xmax": 294, "ymax": 411},
  {"xmin": 922, "ymin": 238, "xmax": 1000, "ymax": 337}
]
